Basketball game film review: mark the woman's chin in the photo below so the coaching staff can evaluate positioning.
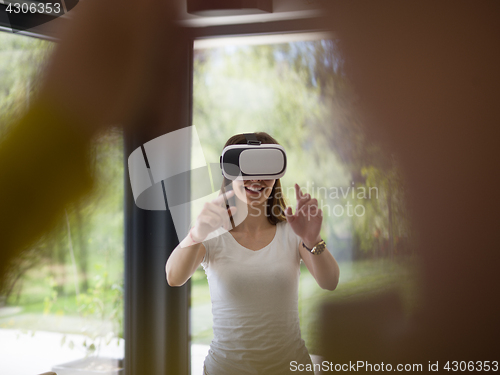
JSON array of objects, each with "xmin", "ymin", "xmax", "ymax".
[{"xmin": 248, "ymin": 200, "xmax": 267, "ymax": 209}]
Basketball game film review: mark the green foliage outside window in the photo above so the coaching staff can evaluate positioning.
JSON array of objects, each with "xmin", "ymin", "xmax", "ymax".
[{"xmin": 0, "ymin": 33, "xmax": 124, "ymax": 354}]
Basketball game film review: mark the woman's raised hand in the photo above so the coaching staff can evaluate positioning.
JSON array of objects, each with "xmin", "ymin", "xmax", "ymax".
[
  {"xmin": 168, "ymin": 191, "xmax": 236, "ymax": 284},
  {"xmin": 190, "ymin": 191, "xmax": 237, "ymax": 243},
  {"xmin": 285, "ymin": 183, "xmax": 323, "ymax": 247}
]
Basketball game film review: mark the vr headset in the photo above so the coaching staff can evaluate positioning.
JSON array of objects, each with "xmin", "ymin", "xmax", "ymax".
[{"xmin": 220, "ymin": 133, "xmax": 287, "ymax": 181}]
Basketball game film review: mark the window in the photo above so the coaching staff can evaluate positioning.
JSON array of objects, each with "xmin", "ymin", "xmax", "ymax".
[
  {"xmin": 0, "ymin": 31, "xmax": 125, "ymax": 375},
  {"xmin": 190, "ymin": 32, "xmax": 415, "ymax": 374}
]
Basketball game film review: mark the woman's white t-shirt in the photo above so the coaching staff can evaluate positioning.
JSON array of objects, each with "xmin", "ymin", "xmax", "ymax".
[{"xmin": 201, "ymin": 221, "xmax": 313, "ymax": 375}]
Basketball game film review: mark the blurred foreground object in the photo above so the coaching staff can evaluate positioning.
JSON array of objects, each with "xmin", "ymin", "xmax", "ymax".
[
  {"xmin": 0, "ymin": 0, "xmax": 186, "ymax": 287},
  {"xmin": 321, "ymin": 0, "xmax": 500, "ymax": 367}
]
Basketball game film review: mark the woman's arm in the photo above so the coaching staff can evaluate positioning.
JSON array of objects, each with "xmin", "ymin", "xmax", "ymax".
[
  {"xmin": 166, "ymin": 237, "xmax": 206, "ymax": 287},
  {"xmin": 165, "ymin": 191, "xmax": 236, "ymax": 286},
  {"xmin": 299, "ymin": 238, "xmax": 340, "ymax": 291},
  {"xmin": 286, "ymin": 183, "xmax": 340, "ymax": 291}
]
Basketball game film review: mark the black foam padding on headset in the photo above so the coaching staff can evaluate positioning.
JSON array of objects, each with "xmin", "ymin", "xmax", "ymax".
[{"xmin": 244, "ymin": 133, "xmax": 261, "ymax": 145}]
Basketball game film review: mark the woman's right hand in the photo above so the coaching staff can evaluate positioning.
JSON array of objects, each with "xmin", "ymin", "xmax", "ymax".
[
  {"xmin": 190, "ymin": 190, "xmax": 237, "ymax": 243},
  {"xmin": 168, "ymin": 191, "xmax": 236, "ymax": 285}
]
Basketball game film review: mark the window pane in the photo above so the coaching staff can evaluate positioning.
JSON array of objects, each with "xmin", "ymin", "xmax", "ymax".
[
  {"xmin": 191, "ymin": 33, "xmax": 416, "ymax": 375},
  {"xmin": 0, "ymin": 32, "xmax": 124, "ymax": 375}
]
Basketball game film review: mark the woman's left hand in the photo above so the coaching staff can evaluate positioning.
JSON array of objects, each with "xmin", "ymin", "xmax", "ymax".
[{"xmin": 285, "ymin": 183, "xmax": 323, "ymax": 248}]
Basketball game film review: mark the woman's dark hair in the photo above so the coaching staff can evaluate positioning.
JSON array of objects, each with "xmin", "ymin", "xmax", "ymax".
[{"xmin": 222, "ymin": 132, "xmax": 288, "ymax": 225}]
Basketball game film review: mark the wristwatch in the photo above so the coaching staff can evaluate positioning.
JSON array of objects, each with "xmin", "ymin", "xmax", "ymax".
[{"xmin": 302, "ymin": 239, "xmax": 326, "ymax": 255}]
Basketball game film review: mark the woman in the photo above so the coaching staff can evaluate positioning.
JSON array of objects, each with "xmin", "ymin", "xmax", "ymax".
[{"xmin": 166, "ymin": 132, "xmax": 340, "ymax": 375}]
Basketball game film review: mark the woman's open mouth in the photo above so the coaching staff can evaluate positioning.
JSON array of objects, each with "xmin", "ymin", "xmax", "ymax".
[{"xmin": 244, "ymin": 186, "xmax": 265, "ymax": 195}]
